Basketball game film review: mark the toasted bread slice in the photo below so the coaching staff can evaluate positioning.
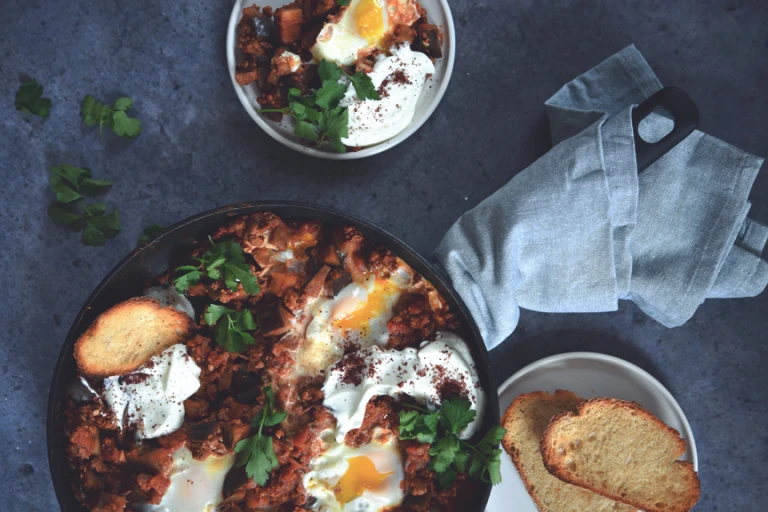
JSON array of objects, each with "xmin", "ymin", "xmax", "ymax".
[
  {"xmin": 502, "ymin": 391, "xmax": 635, "ymax": 512},
  {"xmin": 74, "ymin": 297, "xmax": 194, "ymax": 377},
  {"xmin": 541, "ymin": 398, "xmax": 700, "ymax": 512}
]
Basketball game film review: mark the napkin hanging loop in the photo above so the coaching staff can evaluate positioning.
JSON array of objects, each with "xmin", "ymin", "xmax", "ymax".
[{"xmin": 632, "ymin": 86, "xmax": 700, "ymax": 171}]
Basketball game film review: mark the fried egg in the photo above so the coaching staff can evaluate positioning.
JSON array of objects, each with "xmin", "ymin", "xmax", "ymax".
[
  {"xmin": 303, "ymin": 435, "xmax": 404, "ymax": 511},
  {"xmin": 311, "ymin": 0, "xmax": 421, "ymax": 66},
  {"xmin": 297, "ymin": 267, "xmax": 411, "ymax": 375},
  {"xmin": 141, "ymin": 447, "xmax": 235, "ymax": 512}
]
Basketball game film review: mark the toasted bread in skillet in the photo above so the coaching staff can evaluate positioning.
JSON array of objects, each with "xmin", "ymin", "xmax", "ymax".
[
  {"xmin": 74, "ymin": 297, "xmax": 193, "ymax": 377},
  {"xmin": 501, "ymin": 390, "xmax": 634, "ymax": 512},
  {"xmin": 540, "ymin": 398, "xmax": 700, "ymax": 512}
]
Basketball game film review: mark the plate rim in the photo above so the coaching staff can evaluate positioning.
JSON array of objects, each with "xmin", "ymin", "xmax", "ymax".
[
  {"xmin": 225, "ymin": 0, "xmax": 456, "ymax": 160},
  {"xmin": 496, "ymin": 351, "xmax": 699, "ymax": 470}
]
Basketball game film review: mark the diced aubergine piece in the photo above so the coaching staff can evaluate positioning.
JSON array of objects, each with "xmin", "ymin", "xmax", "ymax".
[
  {"xmin": 274, "ymin": 5, "xmax": 304, "ymax": 44},
  {"xmin": 251, "ymin": 15, "xmax": 275, "ymax": 38},
  {"xmin": 414, "ymin": 23, "xmax": 442, "ymax": 59}
]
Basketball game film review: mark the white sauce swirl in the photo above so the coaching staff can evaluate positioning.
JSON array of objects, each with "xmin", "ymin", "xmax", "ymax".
[
  {"xmin": 103, "ymin": 344, "xmax": 201, "ymax": 439},
  {"xmin": 341, "ymin": 45, "xmax": 435, "ymax": 147},
  {"xmin": 322, "ymin": 332, "xmax": 486, "ymax": 442}
]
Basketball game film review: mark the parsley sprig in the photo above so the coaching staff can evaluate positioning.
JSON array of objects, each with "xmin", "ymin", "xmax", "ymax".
[
  {"xmin": 138, "ymin": 223, "xmax": 165, "ymax": 245},
  {"xmin": 173, "ymin": 238, "xmax": 260, "ymax": 295},
  {"xmin": 260, "ymin": 59, "xmax": 378, "ymax": 153},
  {"xmin": 235, "ymin": 386, "xmax": 286, "ymax": 486},
  {"xmin": 81, "ymin": 94, "xmax": 142, "ymax": 138},
  {"xmin": 47, "ymin": 164, "xmax": 121, "ymax": 246},
  {"xmin": 399, "ymin": 397, "xmax": 506, "ymax": 488},
  {"xmin": 15, "ymin": 80, "xmax": 52, "ymax": 118},
  {"xmin": 203, "ymin": 304, "xmax": 258, "ymax": 353}
]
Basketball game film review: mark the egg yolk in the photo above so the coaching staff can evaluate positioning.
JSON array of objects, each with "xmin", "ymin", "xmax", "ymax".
[
  {"xmin": 335, "ymin": 455, "xmax": 394, "ymax": 504},
  {"xmin": 354, "ymin": 0, "xmax": 385, "ymax": 45},
  {"xmin": 333, "ymin": 280, "xmax": 398, "ymax": 335}
]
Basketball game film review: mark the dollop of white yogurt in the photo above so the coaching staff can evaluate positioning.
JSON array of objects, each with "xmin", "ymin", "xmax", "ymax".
[
  {"xmin": 340, "ymin": 45, "xmax": 435, "ymax": 147},
  {"xmin": 103, "ymin": 344, "xmax": 201, "ymax": 439},
  {"xmin": 322, "ymin": 332, "xmax": 485, "ymax": 442}
]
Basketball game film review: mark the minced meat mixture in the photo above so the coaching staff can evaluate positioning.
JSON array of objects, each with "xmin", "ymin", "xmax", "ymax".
[
  {"xmin": 234, "ymin": 2, "xmax": 443, "ymax": 121},
  {"xmin": 61, "ymin": 212, "xmax": 481, "ymax": 511}
]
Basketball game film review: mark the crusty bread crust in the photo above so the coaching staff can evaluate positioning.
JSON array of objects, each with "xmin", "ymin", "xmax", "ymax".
[
  {"xmin": 501, "ymin": 391, "xmax": 634, "ymax": 512},
  {"xmin": 540, "ymin": 398, "xmax": 700, "ymax": 512},
  {"xmin": 74, "ymin": 297, "xmax": 193, "ymax": 377}
]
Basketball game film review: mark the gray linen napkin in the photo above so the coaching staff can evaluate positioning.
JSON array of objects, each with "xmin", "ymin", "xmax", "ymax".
[{"xmin": 434, "ymin": 45, "xmax": 767, "ymax": 350}]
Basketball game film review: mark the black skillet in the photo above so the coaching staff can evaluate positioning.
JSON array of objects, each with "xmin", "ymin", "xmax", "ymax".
[
  {"xmin": 47, "ymin": 202, "xmax": 501, "ymax": 511},
  {"xmin": 47, "ymin": 87, "xmax": 698, "ymax": 511}
]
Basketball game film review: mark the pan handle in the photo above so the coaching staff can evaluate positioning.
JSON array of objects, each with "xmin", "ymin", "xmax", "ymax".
[{"xmin": 632, "ymin": 86, "xmax": 699, "ymax": 172}]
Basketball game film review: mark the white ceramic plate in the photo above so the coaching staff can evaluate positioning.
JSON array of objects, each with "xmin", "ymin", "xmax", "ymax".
[
  {"xmin": 226, "ymin": 0, "xmax": 456, "ymax": 159},
  {"xmin": 486, "ymin": 352, "xmax": 698, "ymax": 512}
]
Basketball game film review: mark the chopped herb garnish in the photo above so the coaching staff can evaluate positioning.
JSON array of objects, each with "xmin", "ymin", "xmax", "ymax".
[
  {"xmin": 259, "ymin": 59, "xmax": 377, "ymax": 153},
  {"xmin": 47, "ymin": 164, "xmax": 120, "ymax": 246},
  {"xmin": 138, "ymin": 223, "xmax": 165, "ymax": 245},
  {"xmin": 172, "ymin": 238, "xmax": 260, "ymax": 295},
  {"xmin": 203, "ymin": 304, "xmax": 258, "ymax": 353},
  {"xmin": 343, "ymin": 69, "xmax": 379, "ymax": 101},
  {"xmin": 15, "ymin": 80, "xmax": 52, "ymax": 118},
  {"xmin": 49, "ymin": 164, "xmax": 112, "ymax": 204},
  {"xmin": 234, "ymin": 386, "xmax": 286, "ymax": 486},
  {"xmin": 398, "ymin": 397, "xmax": 506, "ymax": 488},
  {"xmin": 81, "ymin": 94, "xmax": 142, "ymax": 138}
]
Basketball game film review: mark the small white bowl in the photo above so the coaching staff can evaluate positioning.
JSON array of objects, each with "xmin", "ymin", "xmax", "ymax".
[{"xmin": 226, "ymin": 0, "xmax": 456, "ymax": 159}]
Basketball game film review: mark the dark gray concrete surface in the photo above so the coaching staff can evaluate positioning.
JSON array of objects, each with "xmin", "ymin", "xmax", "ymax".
[{"xmin": 1, "ymin": 0, "xmax": 766, "ymax": 510}]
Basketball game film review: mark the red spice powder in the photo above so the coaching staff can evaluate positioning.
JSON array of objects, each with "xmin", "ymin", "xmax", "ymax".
[
  {"xmin": 118, "ymin": 372, "xmax": 151, "ymax": 386},
  {"xmin": 339, "ymin": 353, "xmax": 367, "ymax": 386}
]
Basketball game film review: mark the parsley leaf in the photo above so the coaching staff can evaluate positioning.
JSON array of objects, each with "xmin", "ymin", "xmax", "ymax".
[
  {"xmin": 173, "ymin": 239, "xmax": 260, "ymax": 295},
  {"xmin": 400, "ymin": 398, "xmax": 506, "ymax": 487},
  {"xmin": 343, "ymin": 70, "xmax": 379, "ymax": 101},
  {"xmin": 235, "ymin": 386, "xmax": 285, "ymax": 486},
  {"xmin": 48, "ymin": 203, "xmax": 121, "ymax": 246},
  {"xmin": 81, "ymin": 94, "xmax": 142, "ymax": 138},
  {"xmin": 173, "ymin": 265, "xmax": 202, "ymax": 293},
  {"xmin": 399, "ymin": 410, "xmax": 439, "ymax": 444},
  {"xmin": 294, "ymin": 120, "xmax": 319, "ymax": 141},
  {"xmin": 318, "ymin": 59, "xmax": 343, "ymax": 82},
  {"xmin": 473, "ymin": 426, "xmax": 506, "ymax": 485},
  {"xmin": 337, "ymin": 0, "xmax": 351, "ymax": 5},
  {"xmin": 47, "ymin": 164, "xmax": 120, "ymax": 246},
  {"xmin": 48, "ymin": 203, "xmax": 84, "ymax": 228},
  {"xmin": 15, "ymin": 80, "xmax": 52, "ymax": 118},
  {"xmin": 204, "ymin": 304, "xmax": 258, "ymax": 353},
  {"xmin": 81, "ymin": 204, "xmax": 121, "ymax": 246},
  {"xmin": 138, "ymin": 223, "xmax": 165, "ymax": 245},
  {"xmin": 314, "ymin": 79, "xmax": 347, "ymax": 110},
  {"xmin": 322, "ymin": 106, "xmax": 349, "ymax": 153},
  {"xmin": 260, "ymin": 60, "xmax": 354, "ymax": 153},
  {"xmin": 49, "ymin": 164, "xmax": 112, "ymax": 204},
  {"xmin": 256, "ymin": 386, "xmax": 288, "ymax": 427},
  {"xmin": 440, "ymin": 396, "xmax": 477, "ymax": 435},
  {"xmin": 435, "ymin": 468, "xmax": 458, "ymax": 490},
  {"xmin": 429, "ymin": 435, "xmax": 461, "ymax": 473}
]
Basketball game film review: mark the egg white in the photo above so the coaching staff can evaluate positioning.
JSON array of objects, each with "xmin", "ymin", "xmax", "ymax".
[
  {"xmin": 139, "ymin": 447, "xmax": 235, "ymax": 512},
  {"xmin": 296, "ymin": 267, "xmax": 411, "ymax": 375},
  {"xmin": 303, "ymin": 434, "xmax": 405, "ymax": 512},
  {"xmin": 312, "ymin": 0, "xmax": 389, "ymax": 66}
]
